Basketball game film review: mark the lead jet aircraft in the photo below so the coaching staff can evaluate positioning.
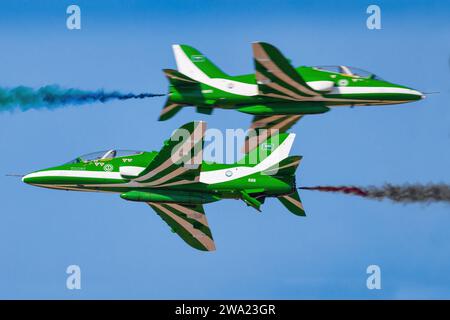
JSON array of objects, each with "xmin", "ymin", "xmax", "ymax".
[
  {"xmin": 159, "ymin": 42, "xmax": 424, "ymax": 136},
  {"xmin": 23, "ymin": 121, "xmax": 304, "ymax": 251}
]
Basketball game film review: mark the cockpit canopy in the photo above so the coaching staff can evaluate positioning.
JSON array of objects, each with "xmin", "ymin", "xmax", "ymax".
[
  {"xmin": 313, "ymin": 65, "xmax": 384, "ymax": 80},
  {"xmin": 66, "ymin": 150, "xmax": 143, "ymax": 164}
]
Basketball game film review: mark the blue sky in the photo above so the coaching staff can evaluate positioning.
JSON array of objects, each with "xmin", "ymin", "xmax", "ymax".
[{"xmin": 0, "ymin": 0, "xmax": 449, "ymax": 299}]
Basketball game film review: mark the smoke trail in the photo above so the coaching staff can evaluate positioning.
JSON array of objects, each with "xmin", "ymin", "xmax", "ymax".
[
  {"xmin": 0, "ymin": 85, "xmax": 165, "ymax": 112},
  {"xmin": 300, "ymin": 184, "xmax": 450, "ymax": 204}
]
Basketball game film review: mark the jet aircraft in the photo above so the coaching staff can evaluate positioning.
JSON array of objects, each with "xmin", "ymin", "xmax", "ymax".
[
  {"xmin": 23, "ymin": 121, "xmax": 304, "ymax": 251},
  {"xmin": 159, "ymin": 42, "xmax": 424, "ymax": 135}
]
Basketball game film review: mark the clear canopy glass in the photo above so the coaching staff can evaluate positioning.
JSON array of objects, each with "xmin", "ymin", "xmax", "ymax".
[
  {"xmin": 313, "ymin": 65, "xmax": 383, "ymax": 80},
  {"xmin": 65, "ymin": 150, "xmax": 143, "ymax": 164}
]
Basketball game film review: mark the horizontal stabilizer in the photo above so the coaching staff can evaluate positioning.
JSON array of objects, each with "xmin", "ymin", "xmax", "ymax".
[
  {"xmin": 196, "ymin": 106, "xmax": 214, "ymax": 115},
  {"xmin": 278, "ymin": 190, "xmax": 306, "ymax": 216},
  {"xmin": 263, "ymin": 155, "xmax": 302, "ymax": 176},
  {"xmin": 159, "ymin": 97, "xmax": 184, "ymax": 121},
  {"xmin": 163, "ymin": 68, "xmax": 199, "ymax": 87}
]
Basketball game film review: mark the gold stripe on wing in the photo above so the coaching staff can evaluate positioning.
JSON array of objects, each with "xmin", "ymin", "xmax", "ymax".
[
  {"xmin": 273, "ymin": 115, "xmax": 302, "ymax": 132},
  {"xmin": 144, "ymin": 166, "xmax": 188, "ymax": 186},
  {"xmin": 255, "ymin": 71, "xmax": 307, "ymax": 101},
  {"xmin": 282, "ymin": 195, "xmax": 304, "ymax": 210},
  {"xmin": 136, "ymin": 123, "xmax": 205, "ymax": 182},
  {"xmin": 166, "ymin": 203, "xmax": 209, "ymax": 227},
  {"xmin": 251, "ymin": 115, "xmax": 286, "ymax": 129},
  {"xmin": 243, "ymin": 115, "xmax": 301, "ymax": 153},
  {"xmin": 151, "ymin": 203, "xmax": 216, "ymax": 251},
  {"xmin": 254, "ymin": 43, "xmax": 318, "ymax": 96},
  {"xmin": 160, "ymin": 103, "xmax": 181, "ymax": 116}
]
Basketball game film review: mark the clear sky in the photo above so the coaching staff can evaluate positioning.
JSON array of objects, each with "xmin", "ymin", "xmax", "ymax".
[{"xmin": 0, "ymin": 0, "xmax": 449, "ymax": 299}]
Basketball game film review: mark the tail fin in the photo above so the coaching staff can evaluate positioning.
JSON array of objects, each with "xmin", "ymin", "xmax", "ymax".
[
  {"xmin": 265, "ymin": 155, "xmax": 306, "ymax": 216},
  {"xmin": 252, "ymin": 42, "xmax": 319, "ymax": 101},
  {"xmin": 134, "ymin": 121, "xmax": 206, "ymax": 186},
  {"xmin": 238, "ymin": 132, "xmax": 296, "ymax": 168},
  {"xmin": 172, "ymin": 44, "xmax": 228, "ymax": 80}
]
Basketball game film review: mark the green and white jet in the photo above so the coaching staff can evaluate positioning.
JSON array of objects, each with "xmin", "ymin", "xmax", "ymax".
[
  {"xmin": 23, "ymin": 121, "xmax": 304, "ymax": 251},
  {"xmin": 159, "ymin": 42, "xmax": 424, "ymax": 133}
]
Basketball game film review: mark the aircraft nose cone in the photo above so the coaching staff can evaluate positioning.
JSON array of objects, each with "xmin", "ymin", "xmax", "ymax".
[
  {"xmin": 22, "ymin": 173, "xmax": 32, "ymax": 184},
  {"xmin": 22, "ymin": 171, "xmax": 46, "ymax": 185},
  {"xmin": 408, "ymin": 89, "xmax": 425, "ymax": 101}
]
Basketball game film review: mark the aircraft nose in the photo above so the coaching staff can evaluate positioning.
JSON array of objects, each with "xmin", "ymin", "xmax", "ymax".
[
  {"xmin": 22, "ymin": 172, "xmax": 36, "ymax": 184},
  {"xmin": 408, "ymin": 88, "xmax": 425, "ymax": 101},
  {"xmin": 22, "ymin": 171, "xmax": 47, "ymax": 185},
  {"xmin": 22, "ymin": 173, "xmax": 30, "ymax": 184}
]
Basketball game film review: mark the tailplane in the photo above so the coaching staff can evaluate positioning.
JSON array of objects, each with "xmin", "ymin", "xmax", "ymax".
[
  {"xmin": 159, "ymin": 69, "xmax": 200, "ymax": 121},
  {"xmin": 159, "ymin": 98, "xmax": 184, "ymax": 121},
  {"xmin": 163, "ymin": 68, "xmax": 199, "ymax": 87},
  {"xmin": 269, "ymin": 156, "xmax": 306, "ymax": 216},
  {"xmin": 263, "ymin": 155, "xmax": 302, "ymax": 176},
  {"xmin": 278, "ymin": 189, "xmax": 306, "ymax": 216},
  {"xmin": 260, "ymin": 154, "xmax": 306, "ymax": 216}
]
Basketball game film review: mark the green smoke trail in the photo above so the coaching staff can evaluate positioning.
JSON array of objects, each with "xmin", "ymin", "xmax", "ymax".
[{"xmin": 0, "ymin": 85, "xmax": 165, "ymax": 112}]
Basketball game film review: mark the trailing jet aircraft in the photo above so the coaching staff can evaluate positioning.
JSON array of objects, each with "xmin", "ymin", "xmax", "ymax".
[
  {"xmin": 22, "ymin": 121, "xmax": 304, "ymax": 251},
  {"xmin": 159, "ymin": 42, "xmax": 424, "ymax": 135}
]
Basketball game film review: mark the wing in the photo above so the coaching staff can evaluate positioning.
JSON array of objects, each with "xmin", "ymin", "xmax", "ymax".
[
  {"xmin": 251, "ymin": 114, "xmax": 303, "ymax": 132},
  {"xmin": 242, "ymin": 115, "xmax": 303, "ymax": 153},
  {"xmin": 252, "ymin": 42, "xmax": 320, "ymax": 101},
  {"xmin": 148, "ymin": 202, "xmax": 216, "ymax": 251},
  {"xmin": 135, "ymin": 121, "xmax": 205, "ymax": 187}
]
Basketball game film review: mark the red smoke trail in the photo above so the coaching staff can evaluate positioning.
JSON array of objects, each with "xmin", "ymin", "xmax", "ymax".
[
  {"xmin": 299, "ymin": 184, "xmax": 450, "ymax": 204},
  {"xmin": 299, "ymin": 186, "xmax": 368, "ymax": 197}
]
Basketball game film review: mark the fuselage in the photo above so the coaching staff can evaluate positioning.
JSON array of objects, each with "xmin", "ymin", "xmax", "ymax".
[
  {"xmin": 22, "ymin": 150, "xmax": 294, "ymax": 203},
  {"xmin": 169, "ymin": 65, "xmax": 424, "ymax": 114}
]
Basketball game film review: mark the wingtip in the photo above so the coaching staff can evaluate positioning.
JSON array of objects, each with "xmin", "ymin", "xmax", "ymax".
[{"xmin": 252, "ymin": 41, "xmax": 272, "ymax": 46}]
